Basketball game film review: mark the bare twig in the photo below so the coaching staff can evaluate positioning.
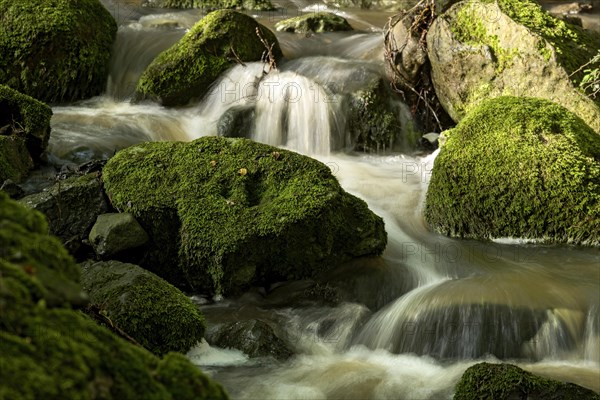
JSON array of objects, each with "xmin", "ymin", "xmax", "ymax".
[{"xmin": 256, "ymin": 27, "xmax": 277, "ymax": 74}]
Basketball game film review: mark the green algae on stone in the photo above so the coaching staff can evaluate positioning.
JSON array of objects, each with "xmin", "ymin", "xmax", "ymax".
[
  {"xmin": 0, "ymin": 191, "xmax": 229, "ymax": 400},
  {"xmin": 102, "ymin": 137, "xmax": 387, "ymax": 295},
  {"xmin": 81, "ymin": 260, "xmax": 205, "ymax": 356},
  {"xmin": 136, "ymin": 10, "xmax": 282, "ymax": 106},
  {"xmin": 425, "ymin": 96, "xmax": 600, "ymax": 245},
  {"xmin": 454, "ymin": 362, "xmax": 600, "ymax": 399},
  {"xmin": 144, "ymin": 0, "xmax": 275, "ymax": 10},
  {"xmin": 275, "ymin": 12, "xmax": 353, "ymax": 33},
  {"xmin": 0, "ymin": 0, "xmax": 117, "ymax": 103}
]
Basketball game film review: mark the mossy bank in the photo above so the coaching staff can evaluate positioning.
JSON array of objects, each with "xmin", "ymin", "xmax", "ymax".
[
  {"xmin": 0, "ymin": 0, "xmax": 117, "ymax": 103},
  {"xmin": 136, "ymin": 10, "xmax": 282, "ymax": 106},
  {"xmin": 143, "ymin": 0, "xmax": 275, "ymax": 10},
  {"xmin": 425, "ymin": 96, "xmax": 600, "ymax": 245},
  {"xmin": 102, "ymin": 137, "xmax": 387, "ymax": 295},
  {"xmin": 0, "ymin": 192, "xmax": 228, "ymax": 399}
]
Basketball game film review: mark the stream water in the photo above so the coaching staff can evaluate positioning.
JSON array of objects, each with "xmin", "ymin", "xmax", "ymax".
[{"xmin": 45, "ymin": 1, "xmax": 600, "ymax": 398}]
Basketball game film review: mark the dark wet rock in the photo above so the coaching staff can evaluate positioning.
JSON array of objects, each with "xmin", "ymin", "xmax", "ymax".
[
  {"xmin": 217, "ymin": 106, "xmax": 255, "ymax": 138},
  {"xmin": 18, "ymin": 173, "xmax": 109, "ymax": 252},
  {"xmin": 88, "ymin": 213, "xmax": 149, "ymax": 258},
  {"xmin": 0, "ymin": 179, "xmax": 25, "ymax": 200},
  {"xmin": 206, "ymin": 319, "xmax": 293, "ymax": 360}
]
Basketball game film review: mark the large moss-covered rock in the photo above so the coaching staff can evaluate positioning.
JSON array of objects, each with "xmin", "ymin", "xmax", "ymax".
[
  {"xmin": 0, "ymin": 0, "xmax": 117, "ymax": 103},
  {"xmin": 102, "ymin": 137, "xmax": 387, "ymax": 295},
  {"xmin": 143, "ymin": 0, "xmax": 275, "ymax": 10},
  {"xmin": 425, "ymin": 96, "xmax": 600, "ymax": 245},
  {"xmin": 275, "ymin": 12, "xmax": 353, "ymax": 33},
  {"xmin": 81, "ymin": 260, "xmax": 205, "ymax": 356},
  {"xmin": 136, "ymin": 10, "xmax": 282, "ymax": 106},
  {"xmin": 426, "ymin": 0, "xmax": 600, "ymax": 132},
  {"xmin": 454, "ymin": 363, "xmax": 600, "ymax": 399},
  {"xmin": 0, "ymin": 85, "xmax": 52, "ymax": 182},
  {"xmin": 0, "ymin": 192, "xmax": 229, "ymax": 400}
]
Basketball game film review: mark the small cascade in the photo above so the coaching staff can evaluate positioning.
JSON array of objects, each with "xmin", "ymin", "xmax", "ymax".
[
  {"xmin": 583, "ymin": 306, "xmax": 600, "ymax": 363},
  {"xmin": 106, "ymin": 19, "xmax": 187, "ymax": 100},
  {"xmin": 254, "ymin": 71, "xmax": 336, "ymax": 154}
]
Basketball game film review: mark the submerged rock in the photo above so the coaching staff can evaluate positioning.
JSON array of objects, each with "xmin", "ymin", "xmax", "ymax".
[
  {"xmin": 89, "ymin": 213, "xmax": 149, "ymax": 258},
  {"xmin": 454, "ymin": 362, "xmax": 600, "ymax": 399},
  {"xmin": 81, "ymin": 260, "xmax": 205, "ymax": 356},
  {"xmin": 217, "ymin": 106, "xmax": 255, "ymax": 138},
  {"xmin": 425, "ymin": 96, "xmax": 600, "ymax": 245},
  {"xmin": 0, "ymin": 192, "xmax": 228, "ymax": 399},
  {"xmin": 0, "ymin": 0, "xmax": 117, "ymax": 103},
  {"xmin": 143, "ymin": 0, "xmax": 275, "ymax": 10},
  {"xmin": 427, "ymin": 0, "xmax": 600, "ymax": 132},
  {"xmin": 206, "ymin": 319, "xmax": 293, "ymax": 360},
  {"xmin": 136, "ymin": 10, "xmax": 282, "ymax": 106},
  {"xmin": 0, "ymin": 85, "xmax": 52, "ymax": 182},
  {"xmin": 275, "ymin": 12, "xmax": 353, "ymax": 33},
  {"xmin": 19, "ymin": 173, "xmax": 109, "ymax": 253},
  {"xmin": 102, "ymin": 137, "xmax": 387, "ymax": 295}
]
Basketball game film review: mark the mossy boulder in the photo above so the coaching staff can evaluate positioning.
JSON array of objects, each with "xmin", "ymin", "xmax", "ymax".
[
  {"xmin": 0, "ymin": 85, "xmax": 52, "ymax": 182},
  {"xmin": 426, "ymin": 0, "xmax": 600, "ymax": 132},
  {"xmin": 454, "ymin": 362, "xmax": 600, "ymax": 399},
  {"xmin": 136, "ymin": 10, "xmax": 282, "ymax": 106},
  {"xmin": 143, "ymin": 0, "xmax": 275, "ymax": 10},
  {"xmin": 0, "ymin": 0, "xmax": 117, "ymax": 103},
  {"xmin": 425, "ymin": 96, "xmax": 600, "ymax": 245},
  {"xmin": 0, "ymin": 191, "xmax": 229, "ymax": 400},
  {"xmin": 81, "ymin": 260, "xmax": 205, "ymax": 356},
  {"xmin": 102, "ymin": 136, "xmax": 387, "ymax": 295},
  {"xmin": 275, "ymin": 12, "xmax": 353, "ymax": 33}
]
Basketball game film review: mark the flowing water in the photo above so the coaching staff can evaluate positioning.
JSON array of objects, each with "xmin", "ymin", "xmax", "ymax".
[{"xmin": 45, "ymin": 1, "xmax": 600, "ymax": 398}]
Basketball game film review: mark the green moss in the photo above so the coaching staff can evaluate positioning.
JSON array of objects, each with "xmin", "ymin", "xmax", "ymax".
[
  {"xmin": 150, "ymin": 0, "xmax": 275, "ymax": 10},
  {"xmin": 0, "ymin": 0, "xmax": 117, "ymax": 103},
  {"xmin": 0, "ymin": 191, "xmax": 229, "ymax": 400},
  {"xmin": 275, "ymin": 12, "xmax": 353, "ymax": 33},
  {"xmin": 454, "ymin": 362, "xmax": 600, "ymax": 399},
  {"xmin": 102, "ymin": 137, "xmax": 387, "ymax": 295},
  {"xmin": 425, "ymin": 96, "xmax": 600, "ymax": 245},
  {"xmin": 81, "ymin": 260, "xmax": 205, "ymax": 356},
  {"xmin": 136, "ymin": 10, "xmax": 282, "ymax": 106},
  {"xmin": 0, "ymin": 135, "xmax": 32, "ymax": 183},
  {"xmin": 451, "ymin": 2, "xmax": 520, "ymax": 73},
  {"xmin": 349, "ymin": 80, "xmax": 410, "ymax": 152},
  {"xmin": 485, "ymin": 0, "xmax": 599, "ymax": 88}
]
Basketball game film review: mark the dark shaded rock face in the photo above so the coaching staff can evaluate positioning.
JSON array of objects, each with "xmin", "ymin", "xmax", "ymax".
[
  {"xmin": 206, "ymin": 319, "xmax": 293, "ymax": 360},
  {"xmin": 89, "ymin": 213, "xmax": 149, "ymax": 258},
  {"xmin": 217, "ymin": 106, "xmax": 255, "ymax": 138},
  {"xmin": 80, "ymin": 260, "xmax": 205, "ymax": 356},
  {"xmin": 454, "ymin": 362, "xmax": 600, "ymax": 400},
  {"xmin": 0, "ymin": 0, "xmax": 117, "ymax": 103},
  {"xmin": 19, "ymin": 173, "xmax": 110, "ymax": 253},
  {"xmin": 0, "ymin": 85, "xmax": 52, "ymax": 183},
  {"xmin": 102, "ymin": 137, "xmax": 387, "ymax": 295}
]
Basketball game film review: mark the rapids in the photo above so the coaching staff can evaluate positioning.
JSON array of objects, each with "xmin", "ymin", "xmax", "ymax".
[{"xmin": 43, "ymin": 1, "xmax": 600, "ymax": 398}]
